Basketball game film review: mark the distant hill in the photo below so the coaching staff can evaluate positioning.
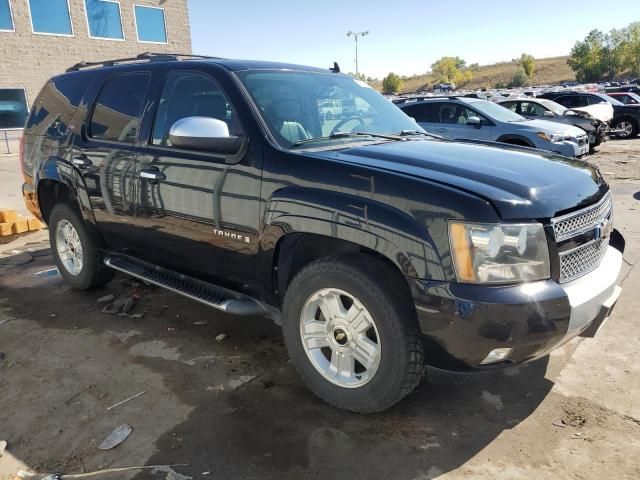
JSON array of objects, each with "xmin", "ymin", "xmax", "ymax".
[{"xmin": 373, "ymin": 56, "xmax": 576, "ymax": 93}]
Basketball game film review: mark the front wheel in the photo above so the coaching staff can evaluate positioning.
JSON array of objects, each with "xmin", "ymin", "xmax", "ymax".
[
  {"xmin": 614, "ymin": 118, "xmax": 638, "ymax": 139},
  {"xmin": 282, "ymin": 255, "xmax": 424, "ymax": 413},
  {"xmin": 49, "ymin": 203, "xmax": 114, "ymax": 290}
]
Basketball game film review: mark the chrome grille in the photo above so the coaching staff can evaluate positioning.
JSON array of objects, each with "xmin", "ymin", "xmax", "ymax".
[
  {"xmin": 559, "ymin": 239, "xmax": 608, "ymax": 283},
  {"xmin": 552, "ymin": 192, "xmax": 612, "ymax": 242}
]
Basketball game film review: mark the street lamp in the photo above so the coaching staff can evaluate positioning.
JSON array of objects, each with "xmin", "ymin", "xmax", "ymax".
[{"xmin": 346, "ymin": 30, "xmax": 369, "ymax": 77}]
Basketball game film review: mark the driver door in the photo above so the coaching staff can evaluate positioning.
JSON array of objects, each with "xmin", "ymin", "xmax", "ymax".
[{"xmin": 133, "ymin": 69, "xmax": 262, "ymax": 291}]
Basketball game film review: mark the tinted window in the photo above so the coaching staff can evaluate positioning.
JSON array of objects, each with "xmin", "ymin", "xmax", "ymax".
[
  {"xmin": 402, "ymin": 103, "xmax": 437, "ymax": 123},
  {"xmin": 0, "ymin": 0, "xmax": 13, "ymax": 31},
  {"xmin": 134, "ymin": 5, "xmax": 167, "ymax": 43},
  {"xmin": 89, "ymin": 74, "xmax": 149, "ymax": 143},
  {"xmin": 437, "ymin": 104, "xmax": 489, "ymax": 125},
  {"xmin": 28, "ymin": 0, "xmax": 72, "ymax": 35},
  {"xmin": 152, "ymin": 72, "xmax": 243, "ymax": 146},
  {"xmin": 84, "ymin": 0, "xmax": 124, "ymax": 40},
  {"xmin": 26, "ymin": 75, "xmax": 93, "ymax": 133},
  {"xmin": 556, "ymin": 95, "xmax": 588, "ymax": 108},
  {"xmin": 0, "ymin": 89, "xmax": 28, "ymax": 129},
  {"xmin": 519, "ymin": 102, "xmax": 547, "ymax": 117}
]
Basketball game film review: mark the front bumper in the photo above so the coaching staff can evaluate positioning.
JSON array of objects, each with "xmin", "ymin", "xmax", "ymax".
[
  {"xmin": 410, "ymin": 244, "xmax": 623, "ymax": 372},
  {"xmin": 551, "ymin": 140, "xmax": 589, "ymax": 158}
]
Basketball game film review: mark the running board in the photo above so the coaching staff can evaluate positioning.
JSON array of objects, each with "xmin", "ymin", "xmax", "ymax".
[{"xmin": 103, "ymin": 254, "xmax": 268, "ymax": 317}]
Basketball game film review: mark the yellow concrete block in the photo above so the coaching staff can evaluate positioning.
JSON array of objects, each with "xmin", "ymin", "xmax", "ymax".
[
  {"xmin": 27, "ymin": 217, "xmax": 43, "ymax": 231},
  {"xmin": 12, "ymin": 218, "xmax": 29, "ymax": 234},
  {"xmin": 0, "ymin": 209, "xmax": 17, "ymax": 223},
  {"xmin": 0, "ymin": 222, "xmax": 13, "ymax": 237}
]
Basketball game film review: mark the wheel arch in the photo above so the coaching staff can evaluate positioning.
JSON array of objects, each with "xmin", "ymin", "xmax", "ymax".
[{"xmin": 496, "ymin": 134, "xmax": 535, "ymax": 147}]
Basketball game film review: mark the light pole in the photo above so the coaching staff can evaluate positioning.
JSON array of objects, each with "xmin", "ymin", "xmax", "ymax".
[{"xmin": 347, "ymin": 30, "xmax": 369, "ymax": 77}]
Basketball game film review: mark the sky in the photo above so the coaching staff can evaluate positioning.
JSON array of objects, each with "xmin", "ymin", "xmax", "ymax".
[{"xmin": 188, "ymin": 0, "xmax": 640, "ymax": 79}]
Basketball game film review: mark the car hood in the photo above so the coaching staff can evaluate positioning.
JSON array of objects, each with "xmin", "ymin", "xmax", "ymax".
[
  {"xmin": 540, "ymin": 115, "xmax": 596, "ymax": 132},
  {"xmin": 518, "ymin": 119, "xmax": 586, "ymax": 136},
  {"xmin": 310, "ymin": 139, "xmax": 606, "ymax": 220}
]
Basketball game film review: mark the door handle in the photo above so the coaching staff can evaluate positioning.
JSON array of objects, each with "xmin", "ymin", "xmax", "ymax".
[
  {"xmin": 140, "ymin": 168, "xmax": 166, "ymax": 181},
  {"xmin": 72, "ymin": 155, "xmax": 92, "ymax": 167}
]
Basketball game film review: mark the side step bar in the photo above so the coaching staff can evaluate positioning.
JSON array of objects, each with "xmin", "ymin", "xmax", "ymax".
[{"xmin": 104, "ymin": 254, "xmax": 268, "ymax": 317}]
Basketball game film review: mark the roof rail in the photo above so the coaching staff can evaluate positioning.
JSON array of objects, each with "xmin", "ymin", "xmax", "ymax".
[{"xmin": 66, "ymin": 52, "xmax": 220, "ymax": 72}]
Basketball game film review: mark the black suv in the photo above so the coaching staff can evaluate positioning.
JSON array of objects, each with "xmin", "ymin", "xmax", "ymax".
[
  {"xmin": 21, "ymin": 54, "xmax": 624, "ymax": 412},
  {"xmin": 539, "ymin": 91, "xmax": 640, "ymax": 139}
]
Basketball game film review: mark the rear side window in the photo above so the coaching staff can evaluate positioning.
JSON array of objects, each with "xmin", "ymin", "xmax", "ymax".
[
  {"xmin": 25, "ymin": 75, "xmax": 93, "ymax": 135},
  {"xmin": 88, "ymin": 74, "xmax": 149, "ymax": 143},
  {"xmin": 402, "ymin": 103, "xmax": 437, "ymax": 123}
]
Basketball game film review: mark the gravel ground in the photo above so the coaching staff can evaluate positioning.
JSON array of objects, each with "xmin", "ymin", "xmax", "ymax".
[{"xmin": 0, "ymin": 139, "xmax": 639, "ymax": 480}]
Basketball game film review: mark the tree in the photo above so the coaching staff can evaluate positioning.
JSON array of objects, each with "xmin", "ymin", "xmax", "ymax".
[
  {"xmin": 431, "ymin": 56, "xmax": 473, "ymax": 85},
  {"xmin": 349, "ymin": 72, "xmax": 367, "ymax": 82},
  {"xmin": 520, "ymin": 54, "xmax": 535, "ymax": 77},
  {"xmin": 382, "ymin": 73, "xmax": 402, "ymax": 93},
  {"xmin": 510, "ymin": 67, "xmax": 529, "ymax": 87},
  {"xmin": 568, "ymin": 29, "xmax": 609, "ymax": 82}
]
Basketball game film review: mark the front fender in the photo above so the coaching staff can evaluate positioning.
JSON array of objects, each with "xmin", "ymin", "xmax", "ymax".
[{"xmin": 260, "ymin": 187, "xmax": 446, "ymax": 281}]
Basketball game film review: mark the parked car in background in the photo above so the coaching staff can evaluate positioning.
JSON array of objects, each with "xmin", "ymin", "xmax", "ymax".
[
  {"xmin": 606, "ymin": 92, "xmax": 640, "ymax": 105},
  {"xmin": 21, "ymin": 54, "xmax": 624, "ymax": 412},
  {"xmin": 399, "ymin": 97, "xmax": 590, "ymax": 157},
  {"xmin": 498, "ymin": 98, "xmax": 607, "ymax": 153},
  {"xmin": 539, "ymin": 91, "xmax": 640, "ymax": 139}
]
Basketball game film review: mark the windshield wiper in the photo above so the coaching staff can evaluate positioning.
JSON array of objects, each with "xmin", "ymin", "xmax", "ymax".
[
  {"xmin": 399, "ymin": 129, "xmax": 442, "ymax": 139},
  {"xmin": 292, "ymin": 131, "xmax": 403, "ymax": 147}
]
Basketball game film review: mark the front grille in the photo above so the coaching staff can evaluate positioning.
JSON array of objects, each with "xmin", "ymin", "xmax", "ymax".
[
  {"xmin": 552, "ymin": 192, "xmax": 612, "ymax": 283},
  {"xmin": 552, "ymin": 192, "xmax": 612, "ymax": 242},
  {"xmin": 559, "ymin": 239, "xmax": 609, "ymax": 283}
]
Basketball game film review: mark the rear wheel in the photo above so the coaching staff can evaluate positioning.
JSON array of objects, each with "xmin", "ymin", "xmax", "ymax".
[
  {"xmin": 49, "ymin": 203, "xmax": 114, "ymax": 290},
  {"xmin": 282, "ymin": 255, "xmax": 424, "ymax": 413}
]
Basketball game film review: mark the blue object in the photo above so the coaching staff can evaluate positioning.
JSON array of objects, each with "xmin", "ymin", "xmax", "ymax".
[
  {"xmin": 85, "ymin": 0, "xmax": 123, "ymax": 40},
  {"xmin": 0, "ymin": 0, "xmax": 13, "ymax": 31},
  {"xmin": 28, "ymin": 0, "xmax": 72, "ymax": 35},
  {"xmin": 134, "ymin": 5, "xmax": 167, "ymax": 43}
]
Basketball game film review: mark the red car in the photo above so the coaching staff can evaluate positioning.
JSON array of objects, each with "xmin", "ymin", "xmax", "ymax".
[{"xmin": 607, "ymin": 92, "xmax": 640, "ymax": 105}]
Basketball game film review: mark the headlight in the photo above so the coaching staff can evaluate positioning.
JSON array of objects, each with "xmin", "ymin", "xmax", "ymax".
[
  {"xmin": 449, "ymin": 222, "xmax": 550, "ymax": 284},
  {"xmin": 537, "ymin": 132, "xmax": 566, "ymax": 143}
]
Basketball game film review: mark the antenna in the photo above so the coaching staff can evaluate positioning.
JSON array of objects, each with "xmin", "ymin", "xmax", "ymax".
[{"xmin": 330, "ymin": 62, "xmax": 340, "ymax": 73}]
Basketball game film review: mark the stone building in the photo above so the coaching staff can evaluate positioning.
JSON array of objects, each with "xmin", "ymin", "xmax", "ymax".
[{"xmin": 0, "ymin": 0, "xmax": 191, "ymax": 137}]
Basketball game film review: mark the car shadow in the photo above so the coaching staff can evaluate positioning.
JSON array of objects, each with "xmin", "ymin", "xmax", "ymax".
[{"xmin": 0, "ymin": 248, "xmax": 555, "ymax": 480}]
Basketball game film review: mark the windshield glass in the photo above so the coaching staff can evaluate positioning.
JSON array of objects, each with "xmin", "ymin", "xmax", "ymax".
[
  {"xmin": 624, "ymin": 92, "xmax": 640, "ymax": 103},
  {"xmin": 470, "ymin": 100, "xmax": 527, "ymax": 122},
  {"xmin": 538, "ymin": 99, "xmax": 567, "ymax": 116},
  {"xmin": 235, "ymin": 70, "xmax": 422, "ymax": 148},
  {"xmin": 596, "ymin": 93, "xmax": 624, "ymax": 106}
]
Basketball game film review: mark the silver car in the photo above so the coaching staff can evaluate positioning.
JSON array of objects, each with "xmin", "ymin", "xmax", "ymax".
[{"xmin": 399, "ymin": 97, "xmax": 590, "ymax": 158}]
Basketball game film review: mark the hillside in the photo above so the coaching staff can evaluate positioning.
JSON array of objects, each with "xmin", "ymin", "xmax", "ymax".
[{"xmin": 373, "ymin": 56, "xmax": 576, "ymax": 92}]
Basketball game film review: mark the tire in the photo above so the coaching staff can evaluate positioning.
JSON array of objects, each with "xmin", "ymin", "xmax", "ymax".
[
  {"xmin": 282, "ymin": 254, "xmax": 424, "ymax": 413},
  {"xmin": 614, "ymin": 118, "xmax": 638, "ymax": 139},
  {"xmin": 48, "ymin": 203, "xmax": 114, "ymax": 290}
]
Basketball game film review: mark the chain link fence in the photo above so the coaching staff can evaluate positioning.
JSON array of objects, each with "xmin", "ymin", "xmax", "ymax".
[{"xmin": 1, "ymin": 129, "xmax": 22, "ymax": 155}]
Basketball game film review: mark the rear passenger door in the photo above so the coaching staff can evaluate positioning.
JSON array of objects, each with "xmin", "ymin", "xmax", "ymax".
[
  {"xmin": 133, "ymin": 69, "xmax": 262, "ymax": 292},
  {"xmin": 78, "ymin": 72, "xmax": 151, "ymax": 253}
]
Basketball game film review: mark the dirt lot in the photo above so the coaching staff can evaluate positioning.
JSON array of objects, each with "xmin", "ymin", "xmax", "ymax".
[{"xmin": 1, "ymin": 139, "xmax": 639, "ymax": 480}]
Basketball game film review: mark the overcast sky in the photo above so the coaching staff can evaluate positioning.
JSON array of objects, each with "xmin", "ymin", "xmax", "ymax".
[{"xmin": 188, "ymin": 0, "xmax": 639, "ymax": 78}]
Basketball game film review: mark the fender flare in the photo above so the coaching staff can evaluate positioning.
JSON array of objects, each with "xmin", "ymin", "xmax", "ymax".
[
  {"xmin": 258, "ymin": 187, "xmax": 447, "ymax": 290},
  {"xmin": 495, "ymin": 134, "xmax": 535, "ymax": 147}
]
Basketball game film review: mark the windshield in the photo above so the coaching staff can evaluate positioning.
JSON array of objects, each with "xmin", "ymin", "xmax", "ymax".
[
  {"xmin": 538, "ymin": 99, "xmax": 567, "ymax": 116},
  {"xmin": 622, "ymin": 92, "xmax": 640, "ymax": 103},
  {"xmin": 235, "ymin": 70, "xmax": 422, "ymax": 148},
  {"xmin": 596, "ymin": 93, "xmax": 624, "ymax": 106},
  {"xmin": 470, "ymin": 100, "xmax": 527, "ymax": 122}
]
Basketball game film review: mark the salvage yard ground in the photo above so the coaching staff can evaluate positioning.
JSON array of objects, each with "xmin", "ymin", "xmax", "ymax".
[{"xmin": 1, "ymin": 139, "xmax": 639, "ymax": 480}]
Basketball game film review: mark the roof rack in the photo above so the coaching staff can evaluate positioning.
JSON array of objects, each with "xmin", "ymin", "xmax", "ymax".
[{"xmin": 66, "ymin": 52, "xmax": 220, "ymax": 72}]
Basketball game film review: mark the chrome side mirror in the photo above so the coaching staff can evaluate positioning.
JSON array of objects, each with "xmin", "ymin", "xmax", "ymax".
[{"xmin": 168, "ymin": 117, "xmax": 244, "ymax": 155}]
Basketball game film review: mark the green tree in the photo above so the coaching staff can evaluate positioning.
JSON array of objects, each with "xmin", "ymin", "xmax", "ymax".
[
  {"xmin": 510, "ymin": 67, "xmax": 529, "ymax": 87},
  {"xmin": 382, "ymin": 72, "xmax": 403, "ymax": 93},
  {"xmin": 431, "ymin": 56, "xmax": 473, "ymax": 85},
  {"xmin": 349, "ymin": 72, "xmax": 367, "ymax": 82},
  {"xmin": 568, "ymin": 29, "xmax": 608, "ymax": 82},
  {"xmin": 520, "ymin": 54, "xmax": 535, "ymax": 77},
  {"xmin": 622, "ymin": 22, "xmax": 640, "ymax": 75}
]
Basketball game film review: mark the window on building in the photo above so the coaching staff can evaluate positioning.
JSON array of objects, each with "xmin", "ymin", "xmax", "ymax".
[
  {"xmin": 28, "ymin": 0, "xmax": 73, "ymax": 36},
  {"xmin": 0, "ymin": 0, "xmax": 14, "ymax": 31},
  {"xmin": 84, "ymin": 0, "xmax": 124, "ymax": 40},
  {"xmin": 134, "ymin": 5, "xmax": 167, "ymax": 43},
  {"xmin": 89, "ymin": 74, "xmax": 149, "ymax": 143},
  {"xmin": 0, "ymin": 89, "xmax": 28, "ymax": 129}
]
